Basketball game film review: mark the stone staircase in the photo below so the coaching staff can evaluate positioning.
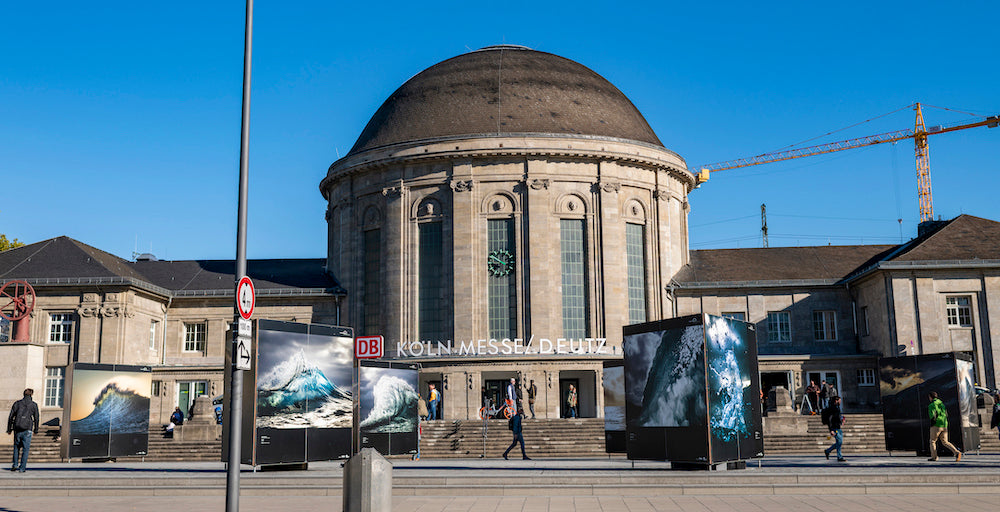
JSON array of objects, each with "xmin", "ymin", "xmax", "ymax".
[
  {"xmin": 763, "ymin": 413, "xmax": 887, "ymax": 454},
  {"xmin": 4, "ymin": 416, "xmax": 995, "ymax": 463},
  {"xmin": 419, "ymin": 418, "xmax": 608, "ymax": 459},
  {"xmin": 0, "ymin": 427, "xmax": 221, "ymax": 463}
]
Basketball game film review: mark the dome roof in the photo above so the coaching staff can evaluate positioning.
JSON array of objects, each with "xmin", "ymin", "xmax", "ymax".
[{"xmin": 346, "ymin": 45, "xmax": 663, "ymax": 156}]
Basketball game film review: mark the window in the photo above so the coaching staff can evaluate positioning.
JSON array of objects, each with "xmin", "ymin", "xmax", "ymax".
[
  {"xmin": 44, "ymin": 367, "xmax": 64, "ymax": 407},
  {"xmin": 183, "ymin": 322, "xmax": 207, "ymax": 352},
  {"xmin": 151, "ymin": 380, "xmax": 162, "ymax": 397},
  {"xmin": 813, "ymin": 310, "xmax": 837, "ymax": 341},
  {"xmin": 722, "ymin": 312, "xmax": 746, "ymax": 321},
  {"xmin": 626, "ymin": 223, "xmax": 647, "ymax": 324},
  {"xmin": 362, "ymin": 229, "xmax": 381, "ymax": 335},
  {"xmin": 857, "ymin": 368, "xmax": 876, "ymax": 387},
  {"xmin": 49, "ymin": 313, "xmax": 74, "ymax": 343},
  {"xmin": 487, "ymin": 218, "xmax": 517, "ymax": 340},
  {"xmin": 946, "ymin": 296, "xmax": 973, "ymax": 327},
  {"xmin": 418, "ymin": 221, "xmax": 446, "ymax": 342},
  {"xmin": 766, "ymin": 311, "xmax": 791, "ymax": 342},
  {"xmin": 860, "ymin": 306, "xmax": 869, "ymax": 336},
  {"xmin": 149, "ymin": 320, "xmax": 159, "ymax": 350},
  {"xmin": 561, "ymin": 219, "xmax": 589, "ymax": 339}
]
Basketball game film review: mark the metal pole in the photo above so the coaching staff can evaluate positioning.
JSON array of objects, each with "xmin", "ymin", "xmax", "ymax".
[{"xmin": 226, "ymin": 0, "xmax": 253, "ymax": 511}]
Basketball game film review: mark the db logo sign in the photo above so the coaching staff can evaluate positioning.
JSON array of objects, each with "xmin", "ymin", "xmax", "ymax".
[{"xmin": 355, "ymin": 335, "xmax": 384, "ymax": 359}]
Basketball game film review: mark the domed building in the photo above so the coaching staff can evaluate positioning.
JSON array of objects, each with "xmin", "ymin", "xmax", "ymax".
[{"xmin": 320, "ymin": 45, "xmax": 696, "ymax": 419}]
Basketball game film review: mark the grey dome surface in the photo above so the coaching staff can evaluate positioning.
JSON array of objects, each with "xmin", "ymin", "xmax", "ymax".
[{"xmin": 346, "ymin": 45, "xmax": 663, "ymax": 156}]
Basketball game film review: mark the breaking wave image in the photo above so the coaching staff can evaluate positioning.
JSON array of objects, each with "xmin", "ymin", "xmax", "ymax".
[
  {"xmin": 359, "ymin": 375, "xmax": 418, "ymax": 433},
  {"xmin": 256, "ymin": 348, "xmax": 352, "ymax": 428},
  {"xmin": 71, "ymin": 383, "xmax": 150, "ymax": 435},
  {"xmin": 628, "ymin": 324, "xmax": 706, "ymax": 427},
  {"xmin": 706, "ymin": 317, "xmax": 751, "ymax": 442}
]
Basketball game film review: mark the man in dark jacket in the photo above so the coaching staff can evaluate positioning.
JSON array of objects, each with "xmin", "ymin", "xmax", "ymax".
[
  {"xmin": 7, "ymin": 388, "xmax": 40, "ymax": 472},
  {"xmin": 823, "ymin": 396, "xmax": 846, "ymax": 461},
  {"xmin": 502, "ymin": 408, "xmax": 530, "ymax": 460}
]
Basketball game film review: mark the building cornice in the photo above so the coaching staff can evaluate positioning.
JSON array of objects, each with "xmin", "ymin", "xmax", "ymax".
[
  {"xmin": 320, "ymin": 134, "xmax": 693, "ymax": 199},
  {"xmin": 673, "ymin": 278, "xmax": 842, "ymax": 291}
]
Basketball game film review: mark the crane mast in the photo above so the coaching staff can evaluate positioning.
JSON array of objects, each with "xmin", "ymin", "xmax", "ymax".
[{"xmin": 697, "ymin": 104, "xmax": 999, "ymax": 223}]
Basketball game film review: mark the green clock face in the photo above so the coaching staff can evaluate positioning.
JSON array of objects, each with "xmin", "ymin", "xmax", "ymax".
[{"xmin": 487, "ymin": 249, "xmax": 514, "ymax": 277}]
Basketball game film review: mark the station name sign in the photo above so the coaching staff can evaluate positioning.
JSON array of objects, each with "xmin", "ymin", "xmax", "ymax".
[{"xmin": 395, "ymin": 337, "xmax": 610, "ymax": 358}]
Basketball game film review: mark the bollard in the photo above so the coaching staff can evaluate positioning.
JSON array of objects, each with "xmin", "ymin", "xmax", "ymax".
[{"xmin": 342, "ymin": 448, "xmax": 392, "ymax": 512}]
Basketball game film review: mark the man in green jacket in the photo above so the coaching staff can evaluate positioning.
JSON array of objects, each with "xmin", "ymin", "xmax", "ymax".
[{"xmin": 927, "ymin": 391, "xmax": 962, "ymax": 462}]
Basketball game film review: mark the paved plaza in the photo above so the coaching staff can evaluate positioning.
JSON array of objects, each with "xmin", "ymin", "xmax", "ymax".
[{"xmin": 0, "ymin": 454, "xmax": 997, "ymax": 511}]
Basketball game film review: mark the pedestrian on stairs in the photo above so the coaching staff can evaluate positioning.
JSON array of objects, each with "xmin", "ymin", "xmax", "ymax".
[
  {"xmin": 502, "ymin": 407, "xmax": 530, "ymax": 460},
  {"xmin": 990, "ymin": 392, "xmax": 1000, "ymax": 442},
  {"xmin": 822, "ymin": 396, "xmax": 846, "ymax": 462}
]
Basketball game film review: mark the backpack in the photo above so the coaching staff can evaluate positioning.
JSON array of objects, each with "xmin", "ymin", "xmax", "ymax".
[
  {"xmin": 13, "ymin": 400, "xmax": 33, "ymax": 431},
  {"xmin": 820, "ymin": 406, "xmax": 831, "ymax": 426},
  {"xmin": 508, "ymin": 416, "xmax": 515, "ymax": 431}
]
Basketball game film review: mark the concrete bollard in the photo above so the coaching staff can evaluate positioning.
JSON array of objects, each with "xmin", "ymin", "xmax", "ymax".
[{"xmin": 342, "ymin": 448, "xmax": 392, "ymax": 512}]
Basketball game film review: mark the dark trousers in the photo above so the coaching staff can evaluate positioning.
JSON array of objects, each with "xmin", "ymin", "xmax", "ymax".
[
  {"xmin": 503, "ymin": 433, "xmax": 527, "ymax": 459},
  {"xmin": 12, "ymin": 430, "xmax": 31, "ymax": 472}
]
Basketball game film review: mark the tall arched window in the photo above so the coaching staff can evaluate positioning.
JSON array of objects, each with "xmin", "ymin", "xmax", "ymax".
[
  {"xmin": 626, "ymin": 222, "xmax": 647, "ymax": 324},
  {"xmin": 487, "ymin": 218, "xmax": 517, "ymax": 340},
  {"xmin": 418, "ymin": 220, "xmax": 445, "ymax": 341},
  {"xmin": 561, "ymin": 218, "xmax": 589, "ymax": 339}
]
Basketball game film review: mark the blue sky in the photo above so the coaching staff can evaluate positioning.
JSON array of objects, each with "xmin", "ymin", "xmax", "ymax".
[{"xmin": 3, "ymin": 1, "xmax": 998, "ymax": 260}]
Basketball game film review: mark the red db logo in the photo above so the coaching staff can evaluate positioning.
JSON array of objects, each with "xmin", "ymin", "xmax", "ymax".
[{"xmin": 355, "ymin": 335, "xmax": 383, "ymax": 359}]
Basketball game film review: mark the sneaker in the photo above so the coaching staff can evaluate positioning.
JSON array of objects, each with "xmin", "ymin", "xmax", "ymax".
[
  {"xmin": 824, "ymin": 450, "xmax": 830, "ymax": 460},
  {"xmin": 503, "ymin": 454, "xmax": 509, "ymax": 460},
  {"xmin": 522, "ymin": 456, "xmax": 531, "ymax": 460},
  {"xmin": 927, "ymin": 458, "xmax": 938, "ymax": 461},
  {"xmin": 837, "ymin": 458, "xmax": 847, "ymax": 462},
  {"xmin": 955, "ymin": 453, "xmax": 962, "ymax": 462}
]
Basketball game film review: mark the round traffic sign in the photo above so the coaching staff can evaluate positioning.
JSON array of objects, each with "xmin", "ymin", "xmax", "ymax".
[{"xmin": 236, "ymin": 276, "xmax": 255, "ymax": 320}]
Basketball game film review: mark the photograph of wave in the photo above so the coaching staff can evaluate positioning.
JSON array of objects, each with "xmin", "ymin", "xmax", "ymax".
[
  {"xmin": 359, "ymin": 366, "xmax": 418, "ymax": 434},
  {"xmin": 70, "ymin": 368, "xmax": 151, "ymax": 435},
  {"xmin": 256, "ymin": 328, "xmax": 353, "ymax": 429}
]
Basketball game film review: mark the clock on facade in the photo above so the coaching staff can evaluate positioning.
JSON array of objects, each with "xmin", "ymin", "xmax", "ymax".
[{"xmin": 487, "ymin": 249, "xmax": 514, "ymax": 277}]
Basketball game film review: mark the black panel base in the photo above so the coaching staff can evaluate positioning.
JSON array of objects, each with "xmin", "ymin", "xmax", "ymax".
[
  {"xmin": 259, "ymin": 463, "xmax": 308, "ymax": 471},
  {"xmin": 670, "ymin": 460, "xmax": 747, "ymax": 471}
]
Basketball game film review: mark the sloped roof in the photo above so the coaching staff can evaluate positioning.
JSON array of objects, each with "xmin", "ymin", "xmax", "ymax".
[
  {"xmin": 0, "ymin": 236, "xmax": 344, "ymax": 295},
  {"xmin": 674, "ymin": 245, "xmax": 896, "ymax": 284},
  {"xmin": 0, "ymin": 237, "xmax": 148, "ymax": 281},
  {"xmin": 132, "ymin": 259, "xmax": 340, "ymax": 292},
  {"xmin": 891, "ymin": 215, "xmax": 1000, "ymax": 261}
]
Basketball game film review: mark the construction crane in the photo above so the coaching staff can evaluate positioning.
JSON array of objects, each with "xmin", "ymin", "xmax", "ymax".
[{"xmin": 696, "ymin": 103, "xmax": 999, "ymax": 223}]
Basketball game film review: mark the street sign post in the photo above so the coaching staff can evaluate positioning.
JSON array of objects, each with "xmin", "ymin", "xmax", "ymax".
[{"xmin": 237, "ymin": 276, "xmax": 255, "ymax": 320}]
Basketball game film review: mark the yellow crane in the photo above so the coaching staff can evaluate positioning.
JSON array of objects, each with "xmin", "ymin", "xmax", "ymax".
[{"xmin": 696, "ymin": 103, "xmax": 999, "ymax": 222}]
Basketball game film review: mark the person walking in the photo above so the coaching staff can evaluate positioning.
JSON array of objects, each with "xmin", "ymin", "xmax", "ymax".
[
  {"xmin": 806, "ymin": 381, "xmax": 820, "ymax": 415},
  {"xmin": 822, "ymin": 396, "xmax": 846, "ymax": 461},
  {"xmin": 427, "ymin": 383, "xmax": 441, "ymax": 420},
  {"xmin": 502, "ymin": 407, "xmax": 530, "ymax": 460},
  {"xmin": 7, "ymin": 388, "xmax": 39, "ymax": 473},
  {"xmin": 927, "ymin": 391, "xmax": 962, "ymax": 462},
  {"xmin": 527, "ymin": 380, "xmax": 538, "ymax": 419},
  {"xmin": 566, "ymin": 384, "xmax": 578, "ymax": 418}
]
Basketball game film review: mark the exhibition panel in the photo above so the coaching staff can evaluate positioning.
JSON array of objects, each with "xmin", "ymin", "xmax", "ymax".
[{"xmin": 66, "ymin": 363, "xmax": 152, "ymax": 459}]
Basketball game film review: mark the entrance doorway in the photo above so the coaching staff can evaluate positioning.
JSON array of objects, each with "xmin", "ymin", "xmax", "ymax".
[
  {"xmin": 806, "ymin": 371, "xmax": 841, "ymax": 411},
  {"xmin": 760, "ymin": 371, "xmax": 792, "ymax": 416},
  {"xmin": 177, "ymin": 381, "xmax": 207, "ymax": 418}
]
